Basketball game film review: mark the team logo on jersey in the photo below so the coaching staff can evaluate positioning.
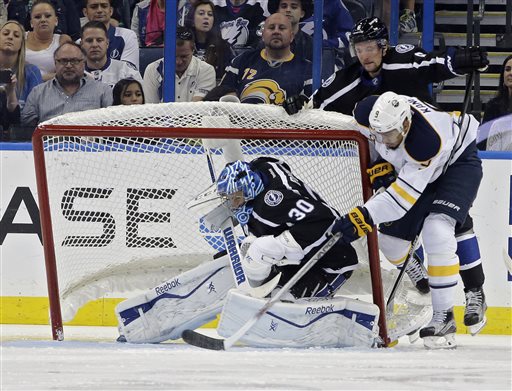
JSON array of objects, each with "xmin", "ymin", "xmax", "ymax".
[
  {"xmin": 240, "ymin": 79, "xmax": 286, "ymax": 105},
  {"xmin": 220, "ymin": 17, "xmax": 249, "ymax": 46},
  {"xmin": 264, "ymin": 190, "xmax": 283, "ymax": 207},
  {"xmin": 395, "ymin": 44, "xmax": 415, "ymax": 53},
  {"xmin": 321, "ymin": 73, "xmax": 336, "ymax": 88},
  {"xmin": 110, "ymin": 48, "xmax": 120, "ymax": 60}
]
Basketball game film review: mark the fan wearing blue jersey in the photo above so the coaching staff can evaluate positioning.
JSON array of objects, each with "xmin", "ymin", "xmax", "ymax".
[{"xmin": 220, "ymin": 13, "xmax": 312, "ymax": 105}]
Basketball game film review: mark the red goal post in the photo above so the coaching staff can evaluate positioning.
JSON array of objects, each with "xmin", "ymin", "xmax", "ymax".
[{"xmin": 32, "ymin": 102, "xmax": 389, "ymax": 345}]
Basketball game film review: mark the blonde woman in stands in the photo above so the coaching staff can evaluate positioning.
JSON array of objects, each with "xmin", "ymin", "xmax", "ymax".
[
  {"xmin": 187, "ymin": 0, "xmax": 234, "ymax": 79},
  {"xmin": 0, "ymin": 20, "xmax": 43, "ymax": 109},
  {"xmin": 25, "ymin": 0, "xmax": 72, "ymax": 81}
]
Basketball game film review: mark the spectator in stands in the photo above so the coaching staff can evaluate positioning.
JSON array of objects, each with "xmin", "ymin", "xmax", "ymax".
[
  {"xmin": 213, "ymin": 0, "xmax": 267, "ymax": 52},
  {"xmin": 144, "ymin": 0, "xmax": 165, "ymax": 47},
  {"xmin": 268, "ymin": 0, "xmax": 313, "ymax": 61},
  {"xmin": 25, "ymin": 0, "xmax": 72, "ymax": 81},
  {"xmin": 0, "ymin": 20, "xmax": 42, "ymax": 108},
  {"xmin": 81, "ymin": 21, "xmax": 142, "ymax": 88},
  {"xmin": 8, "ymin": 0, "xmax": 81, "ymax": 41},
  {"xmin": 477, "ymin": 114, "xmax": 512, "ymax": 151},
  {"xmin": 299, "ymin": 0, "xmax": 353, "ymax": 50},
  {"xmin": 482, "ymin": 54, "xmax": 512, "ymax": 124},
  {"xmin": 21, "ymin": 41, "xmax": 112, "ymax": 125},
  {"xmin": 112, "ymin": 77, "xmax": 145, "ymax": 105},
  {"xmin": 220, "ymin": 13, "xmax": 312, "ymax": 105},
  {"xmin": 143, "ymin": 26, "xmax": 216, "ymax": 103},
  {"xmin": 82, "ymin": 0, "xmax": 139, "ymax": 69},
  {"xmin": 0, "ymin": 70, "xmax": 20, "ymax": 139},
  {"xmin": 130, "ymin": 0, "xmax": 165, "ymax": 47},
  {"xmin": 187, "ymin": 0, "xmax": 235, "ymax": 79}
]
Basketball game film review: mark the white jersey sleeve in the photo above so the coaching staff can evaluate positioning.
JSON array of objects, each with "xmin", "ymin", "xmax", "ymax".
[
  {"xmin": 142, "ymin": 58, "xmax": 163, "ymax": 103},
  {"xmin": 364, "ymin": 97, "xmax": 478, "ymax": 225}
]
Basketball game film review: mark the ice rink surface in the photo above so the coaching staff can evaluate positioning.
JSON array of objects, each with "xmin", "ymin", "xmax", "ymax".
[{"xmin": 1, "ymin": 325, "xmax": 510, "ymax": 390}]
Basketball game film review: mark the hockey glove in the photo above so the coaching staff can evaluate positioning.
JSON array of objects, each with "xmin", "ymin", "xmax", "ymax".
[
  {"xmin": 333, "ymin": 207, "xmax": 373, "ymax": 244},
  {"xmin": 453, "ymin": 46, "xmax": 489, "ymax": 74},
  {"xmin": 283, "ymin": 94, "xmax": 308, "ymax": 115},
  {"xmin": 366, "ymin": 161, "xmax": 396, "ymax": 191}
]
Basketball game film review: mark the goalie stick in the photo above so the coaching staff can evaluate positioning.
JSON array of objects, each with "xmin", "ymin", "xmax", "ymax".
[
  {"xmin": 182, "ymin": 231, "xmax": 342, "ymax": 350},
  {"xmin": 201, "ymin": 145, "xmax": 281, "ymax": 298}
]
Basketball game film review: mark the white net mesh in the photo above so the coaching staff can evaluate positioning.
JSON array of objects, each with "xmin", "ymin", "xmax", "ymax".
[
  {"xmin": 38, "ymin": 102, "xmax": 366, "ymax": 321},
  {"xmin": 36, "ymin": 102, "xmax": 430, "ymax": 342}
]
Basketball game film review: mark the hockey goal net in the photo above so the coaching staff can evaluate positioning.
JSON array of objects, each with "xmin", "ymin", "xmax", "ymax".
[{"xmin": 33, "ymin": 102, "xmax": 428, "ymax": 345}]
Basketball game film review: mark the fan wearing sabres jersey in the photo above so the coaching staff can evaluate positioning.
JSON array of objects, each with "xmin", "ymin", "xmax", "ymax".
[
  {"xmin": 220, "ymin": 13, "xmax": 312, "ymax": 105},
  {"xmin": 332, "ymin": 92, "xmax": 483, "ymax": 350}
]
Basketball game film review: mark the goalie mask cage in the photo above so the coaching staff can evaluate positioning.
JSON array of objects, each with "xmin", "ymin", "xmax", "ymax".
[{"xmin": 33, "ymin": 102, "xmax": 390, "ymax": 344}]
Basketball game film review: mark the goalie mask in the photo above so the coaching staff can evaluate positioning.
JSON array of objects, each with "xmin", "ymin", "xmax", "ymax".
[
  {"xmin": 216, "ymin": 161, "xmax": 264, "ymax": 225},
  {"xmin": 369, "ymin": 92, "xmax": 412, "ymax": 148}
]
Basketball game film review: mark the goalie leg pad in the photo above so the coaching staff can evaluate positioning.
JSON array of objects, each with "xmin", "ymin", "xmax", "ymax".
[
  {"xmin": 217, "ymin": 290, "xmax": 380, "ymax": 348},
  {"xmin": 115, "ymin": 256, "xmax": 234, "ymax": 343}
]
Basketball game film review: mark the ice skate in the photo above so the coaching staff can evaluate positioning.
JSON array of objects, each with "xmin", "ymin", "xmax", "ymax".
[
  {"xmin": 464, "ymin": 287, "xmax": 487, "ymax": 335},
  {"xmin": 401, "ymin": 254, "xmax": 430, "ymax": 294},
  {"xmin": 419, "ymin": 308, "xmax": 457, "ymax": 349}
]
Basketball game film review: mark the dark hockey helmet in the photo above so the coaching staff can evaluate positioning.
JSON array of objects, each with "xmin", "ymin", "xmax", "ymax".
[{"xmin": 349, "ymin": 17, "xmax": 389, "ymax": 47}]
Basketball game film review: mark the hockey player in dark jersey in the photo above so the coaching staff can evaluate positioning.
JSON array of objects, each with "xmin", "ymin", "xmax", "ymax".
[
  {"xmin": 220, "ymin": 13, "xmax": 312, "ymax": 105},
  {"xmin": 284, "ymin": 16, "xmax": 489, "ymax": 336},
  {"xmin": 284, "ymin": 16, "xmax": 488, "ymax": 115},
  {"xmin": 114, "ymin": 157, "xmax": 381, "ymax": 348},
  {"xmin": 216, "ymin": 157, "xmax": 358, "ymax": 297}
]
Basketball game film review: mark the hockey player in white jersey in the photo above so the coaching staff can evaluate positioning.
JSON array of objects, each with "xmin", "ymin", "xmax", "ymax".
[
  {"xmin": 115, "ymin": 157, "xmax": 381, "ymax": 348},
  {"xmin": 334, "ymin": 91, "xmax": 484, "ymax": 349}
]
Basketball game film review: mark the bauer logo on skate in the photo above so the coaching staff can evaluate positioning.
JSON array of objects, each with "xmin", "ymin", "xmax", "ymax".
[
  {"xmin": 154, "ymin": 278, "xmax": 181, "ymax": 295},
  {"xmin": 222, "ymin": 227, "xmax": 246, "ymax": 284},
  {"xmin": 305, "ymin": 304, "xmax": 335, "ymax": 315}
]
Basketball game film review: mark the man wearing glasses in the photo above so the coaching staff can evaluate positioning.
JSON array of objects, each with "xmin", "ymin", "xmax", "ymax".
[{"xmin": 21, "ymin": 42, "xmax": 112, "ymax": 126}]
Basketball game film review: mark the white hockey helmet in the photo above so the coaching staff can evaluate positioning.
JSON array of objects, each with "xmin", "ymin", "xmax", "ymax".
[{"xmin": 369, "ymin": 92, "xmax": 412, "ymax": 137}]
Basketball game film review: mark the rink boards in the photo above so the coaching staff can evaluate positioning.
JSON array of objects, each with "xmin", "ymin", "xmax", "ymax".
[{"xmin": 0, "ymin": 144, "xmax": 511, "ymax": 334}]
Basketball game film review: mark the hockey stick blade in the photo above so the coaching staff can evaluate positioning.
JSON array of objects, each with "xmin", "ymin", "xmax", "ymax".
[
  {"xmin": 182, "ymin": 232, "xmax": 342, "ymax": 350},
  {"xmin": 182, "ymin": 329, "xmax": 226, "ymax": 350}
]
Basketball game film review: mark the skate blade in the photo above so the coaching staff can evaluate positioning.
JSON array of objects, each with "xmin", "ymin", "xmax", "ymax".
[
  {"xmin": 408, "ymin": 329, "xmax": 420, "ymax": 344},
  {"xmin": 422, "ymin": 334, "xmax": 457, "ymax": 350},
  {"xmin": 467, "ymin": 316, "xmax": 487, "ymax": 336}
]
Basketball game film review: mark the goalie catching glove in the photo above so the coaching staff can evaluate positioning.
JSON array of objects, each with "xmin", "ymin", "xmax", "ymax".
[
  {"xmin": 241, "ymin": 231, "xmax": 304, "ymax": 283},
  {"xmin": 366, "ymin": 161, "xmax": 396, "ymax": 191},
  {"xmin": 333, "ymin": 207, "xmax": 373, "ymax": 244}
]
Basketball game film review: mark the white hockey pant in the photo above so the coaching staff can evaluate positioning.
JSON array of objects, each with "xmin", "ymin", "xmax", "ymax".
[
  {"xmin": 218, "ymin": 290, "xmax": 380, "ymax": 348},
  {"xmin": 115, "ymin": 255, "xmax": 234, "ymax": 343},
  {"xmin": 379, "ymin": 213, "xmax": 459, "ymax": 311}
]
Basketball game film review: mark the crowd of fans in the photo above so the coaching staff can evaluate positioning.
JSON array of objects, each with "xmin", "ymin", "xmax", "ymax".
[{"xmin": 0, "ymin": 0, "xmax": 510, "ymax": 150}]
